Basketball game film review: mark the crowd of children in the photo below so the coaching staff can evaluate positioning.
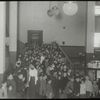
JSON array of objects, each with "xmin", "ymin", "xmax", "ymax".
[{"xmin": 0, "ymin": 42, "xmax": 100, "ymax": 98}]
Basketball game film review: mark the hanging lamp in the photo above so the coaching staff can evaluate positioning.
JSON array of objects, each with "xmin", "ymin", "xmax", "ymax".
[{"xmin": 63, "ymin": 1, "xmax": 78, "ymax": 16}]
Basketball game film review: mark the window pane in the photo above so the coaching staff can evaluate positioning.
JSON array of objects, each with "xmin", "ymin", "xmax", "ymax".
[{"xmin": 94, "ymin": 33, "xmax": 100, "ymax": 47}]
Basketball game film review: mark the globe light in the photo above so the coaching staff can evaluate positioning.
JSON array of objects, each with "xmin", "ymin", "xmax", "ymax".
[{"xmin": 63, "ymin": 1, "xmax": 78, "ymax": 16}]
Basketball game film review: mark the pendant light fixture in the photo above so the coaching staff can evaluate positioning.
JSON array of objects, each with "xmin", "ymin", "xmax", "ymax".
[{"xmin": 63, "ymin": 1, "xmax": 78, "ymax": 16}]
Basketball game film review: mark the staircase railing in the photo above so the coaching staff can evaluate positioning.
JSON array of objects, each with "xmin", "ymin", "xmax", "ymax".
[{"xmin": 58, "ymin": 45, "xmax": 73, "ymax": 68}]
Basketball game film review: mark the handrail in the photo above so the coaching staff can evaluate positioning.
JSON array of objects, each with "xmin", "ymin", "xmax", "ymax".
[{"xmin": 58, "ymin": 45, "xmax": 73, "ymax": 68}]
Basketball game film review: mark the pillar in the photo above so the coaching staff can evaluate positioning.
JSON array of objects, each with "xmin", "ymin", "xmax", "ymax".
[
  {"xmin": 86, "ymin": 1, "xmax": 95, "ymax": 63},
  {"xmin": 0, "ymin": 2, "xmax": 6, "ymax": 84},
  {"xmin": 9, "ymin": 2, "xmax": 18, "ymax": 69}
]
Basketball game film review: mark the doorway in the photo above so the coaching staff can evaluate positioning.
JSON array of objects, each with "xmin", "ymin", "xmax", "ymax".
[{"xmin": 28, "ymin": 30, "xmax": 43, "ymax": 46}]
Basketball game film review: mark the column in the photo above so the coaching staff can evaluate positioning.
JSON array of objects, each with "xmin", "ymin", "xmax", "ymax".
[
  {"xmin": 0, "ymin": 2, "xmax": 6, "ymax": 84},
  {"xmin": 86, "ymin": 1, "xmax": 95, "ymax": 63},
  {"xmin": 9, "ymin": 2, "xmax": 18, "ymax": 68}
]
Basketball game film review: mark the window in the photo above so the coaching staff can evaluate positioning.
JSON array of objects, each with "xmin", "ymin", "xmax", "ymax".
[
  {"xmin": 95, "ymin": 6, "xmax": 100, "ymax": 16},
  {"xmin": 94, "ymin": 5, "xmax": 100, "ymax": 48},
  {"xmin": 94, "ymin": 33, "xmax": 100, "ymax": 48}
]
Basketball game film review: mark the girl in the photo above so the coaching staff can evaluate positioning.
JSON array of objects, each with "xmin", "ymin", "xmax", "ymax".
[
  {"xmin": 80, "ymin": 79, "xmax": 86, "ymax": 98},
  {"xmin": 85, "ymin": 76, "xmax": 93, "ymax": 98},
  {"xmin": 27, "ymin": 63, "xmax": 38, "ymax": 99}
]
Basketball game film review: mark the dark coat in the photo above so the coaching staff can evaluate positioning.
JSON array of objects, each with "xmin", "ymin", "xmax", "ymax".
[
  {"xmin": 61, "ymin": 77, "xmax": 69, "ymax": 90},
  {"xmin": 73, "ymin": 81, "xmax": 80, "ymax": 95}
]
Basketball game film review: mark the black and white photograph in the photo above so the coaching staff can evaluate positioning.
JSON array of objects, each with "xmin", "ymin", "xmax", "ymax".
[{"xmin": 0, "ymin": 0, "xmax": 100, "ymax": 99}]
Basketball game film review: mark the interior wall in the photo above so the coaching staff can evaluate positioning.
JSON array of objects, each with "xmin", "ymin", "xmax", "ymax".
[
  {"xmin": 95, "ymin": 16, "xmax": 100, "ymax": 32},
  {"xmin": 19, "ymin": 1, "xmax": 87, "ymax": 46}
]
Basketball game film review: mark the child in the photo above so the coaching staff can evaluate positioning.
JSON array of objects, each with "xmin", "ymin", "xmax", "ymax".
[
  {"xmin": 59, "ymin": 90, "xmax": 67, "ymax": 99},
  {"xmin": 0, "ymin": 82, "xmax": 7, "ymax": 98},
  {"xmin": 39, "ymin": 75, "xmax": 47, "ymax": 96},
  {"xmin": 74, "ymin": 77, "xmax": 80, "ymax": 98},
  {"xmin": 92, "ymin": 80, "xmax": 99, "ymax": 97},
  {"xmin": 27, "ymin": 64, "xmax": 38, "ymax": 99},
  {"xmin": 46, "ymin": 80, "xmax": 54, "ymax": 99},
  {"xmin": 16, "ymin": 58, "xmax": 21, "ymax": 68},
  {"xmin": 61, "ymin": 73, "xmax": 69, "ymax": 92},
  {"xmin": 80, "ymin": 79, "xmax": 86, "ymax": 98},
  {"xmin": 64, "ymin": 77, "xmax": 74, "ymax": 98},
  {"xmin": 7, "ymin": 74, "xmax": 16, "ymax": 98},
  {"xmin": 40, "ymin": 54, "xmax": 45, "ymax": 64},
  {"xmin": 85, "ymin": 76, "xmax": 93, "ymax": 98},
  {"xmin": 16, "ymin": 73, "xmax": 25, "ymax": 98}
]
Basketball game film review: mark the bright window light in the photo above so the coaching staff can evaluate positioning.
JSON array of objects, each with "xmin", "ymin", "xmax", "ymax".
[
  {"xmin": 94, "ymin": 33, "xmax": 100, "ymax": 47},
  {"xmin": 95, "ymin": 6, "xmax": 100, "ymax": 16}
]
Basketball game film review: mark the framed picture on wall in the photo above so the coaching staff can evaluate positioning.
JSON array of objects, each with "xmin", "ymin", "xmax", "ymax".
[{"xmin": 27, "ymin": 30, "xmax": 43, "ymax": 46}]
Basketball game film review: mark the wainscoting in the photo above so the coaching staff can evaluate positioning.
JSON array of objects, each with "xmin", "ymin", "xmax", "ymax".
[{"xmin": 60, "ymin": 45, "xmax": 85, "ymax": 62}]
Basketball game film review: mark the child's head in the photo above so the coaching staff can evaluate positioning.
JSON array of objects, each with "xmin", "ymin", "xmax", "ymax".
[
  {"xmin": 58, "ymin": 76, "xmax": 61, "ymax": 80},
  {"xmin": 63, "ymin": 73, "xmax": 67, "ymax": 77},
  {"xmin": 68, "ymin": 69, "xmax": 71, "ymax": 73},
  {"xmin": 8, "ymin": 74, "xmax": 13, "ymax": 80},
  {"xmin": 43, "ymin": 75, "xmax": 47, "ymax": 80},
  {"xmin": 48, "ymin": 80, "xmax": 52, "ymax": 84},
  {"xmin": 70, "ymin": 77, "xmax": 74, "ymax": 82},
  {"xmin": 18, "ymin": 74, "xmax": 23, "ymax": 80},
  {"xmin": 76, "ymin": 77, "xmax": 80, "ymax": 82},
  {"xmin": 53, "ymin": 72, "xmax": 57, "ymax": 77},
  {"xmin": 85, "ymin": 76, "xmax": 89, "ymax": 80},
  {"xmin": 64, "ymin": 65, "xmax": 67, "ymax": 69},
  {"xmin": 81, "ymin": 79, "xmax": 85, "ymax": 84},
  {"xmin": 29, "ymin": 63, "xmax": 35, "ymax": 69}
]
